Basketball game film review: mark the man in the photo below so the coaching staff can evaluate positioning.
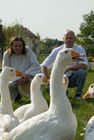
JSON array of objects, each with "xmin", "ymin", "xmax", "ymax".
[{"xmin": 41, "ymin": 30, "xmax": 88, "ymax": 100}]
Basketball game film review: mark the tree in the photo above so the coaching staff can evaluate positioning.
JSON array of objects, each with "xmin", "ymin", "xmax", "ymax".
[
  {"xmin": 77, "ymin": 10, "xmax": 94, "ymax": 45},
  {"xmin": 3, "ymin": 24, "xmax": 23, "ymax": 47},
  {"xmin": 76, "ymin": 10, "xmax": 94, "ymax": 57},
  {"xmin": 43, "ymin": 38, "xmax": 63, "ymax": 53},
  {"xmin": 2, "ymin": 23, "xmax": 39, "ymax": 51}
]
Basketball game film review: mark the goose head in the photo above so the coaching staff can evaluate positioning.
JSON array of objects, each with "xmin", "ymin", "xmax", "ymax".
[
  {"xmin": 0, "ymin": 66, "xmax": 24, "ymax": 81},
  {"xmin": 56, "ymin": 48, "xmax": 84, "ymax": 67},
  {"xmin": 52, "ymin": 48, "xmax": 84, "ymax": 78},
  {"xmin": 83, "ymin": 83, "xmax": 94, "ymax": 99},
  {"xmin": 31, "ymin": 73, "xmax": 48, "ymax": 86}
]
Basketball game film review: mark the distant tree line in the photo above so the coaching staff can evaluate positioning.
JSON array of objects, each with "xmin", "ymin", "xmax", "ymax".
[{"xmin": 0, "ymin": 10, "xmax": 94, "ymax": 61}]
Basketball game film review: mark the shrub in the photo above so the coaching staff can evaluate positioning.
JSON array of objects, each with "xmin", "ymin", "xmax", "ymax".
[{"xmin": 88, "ymin": 56, "xmax": 94, "ymax": 62}]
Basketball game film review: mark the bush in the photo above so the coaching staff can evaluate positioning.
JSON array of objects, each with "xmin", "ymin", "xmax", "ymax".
[{"xmin": 88, "ymin": 56, "xmax": 94, "ymax": 62}]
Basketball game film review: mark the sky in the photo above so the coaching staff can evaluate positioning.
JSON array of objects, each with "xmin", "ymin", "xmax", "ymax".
[{"xmin": 0, "ymin": 0, "xmax": 94, "ymax": 40}]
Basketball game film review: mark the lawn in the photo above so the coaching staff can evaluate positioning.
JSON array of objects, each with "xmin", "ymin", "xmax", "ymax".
[{"xmin": 12, "ymin": 70, "xmax": 94, "ymax": 140}]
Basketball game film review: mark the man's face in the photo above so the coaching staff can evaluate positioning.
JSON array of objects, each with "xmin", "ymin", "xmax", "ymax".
[
  {"xmin": 63, "ymin": 31, "xmax": 76, "ymax": 48},
  {"xmin": 12, "ymin": 41, "xmax": 23, "ymax": 55}
]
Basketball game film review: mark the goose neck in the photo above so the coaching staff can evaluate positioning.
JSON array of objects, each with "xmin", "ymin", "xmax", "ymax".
[
  {"xmin": 49, "ymin": 58, "xmax": 72, "ymax": 114},
  {"xmin": 0, "ymin": 78, "xmax": 13, "ymax": 113},
  {"xmin": 30, "ymin": 84, "xmax": 43, "ymax": 103}
]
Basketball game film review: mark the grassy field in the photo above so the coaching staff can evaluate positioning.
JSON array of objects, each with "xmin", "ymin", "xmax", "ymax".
[{"xmin": 12, "ymin": 70, "xmax": 94, "ymax": 140}]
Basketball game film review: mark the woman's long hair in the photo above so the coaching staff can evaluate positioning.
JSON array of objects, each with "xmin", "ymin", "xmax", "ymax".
[{"xmin": 7, "ymin": 37, "xmax": 26, "ymax": 56}]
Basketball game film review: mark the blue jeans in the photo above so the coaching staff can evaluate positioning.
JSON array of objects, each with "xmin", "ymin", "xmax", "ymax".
[
  {"xmin": 68, "ymin": 69, "xmax": 87, "ymax": 96},
  {"xmin": 46, "ymin": 69, "xmax": 87, "ymax": 96}
]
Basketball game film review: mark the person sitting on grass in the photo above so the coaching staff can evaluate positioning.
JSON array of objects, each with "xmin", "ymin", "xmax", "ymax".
[
  {"xmin": 2, "ymin": 36, "xmax": 42, "ymax": 101},
  {"xmin": 41, "ymin": 30, "xmax": 88, "ymax": 100}
]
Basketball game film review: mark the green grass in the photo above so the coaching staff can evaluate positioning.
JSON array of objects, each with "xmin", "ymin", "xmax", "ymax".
[{"xmin": 12, "ymin": 70, "xmax": 94, "ymax": 140}]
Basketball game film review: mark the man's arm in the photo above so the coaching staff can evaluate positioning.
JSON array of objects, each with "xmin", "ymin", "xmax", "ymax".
[
  {"xmin": 41, "ymin": 66, "xmax": 50, "ymax": 79},
  {"xmin": 41, "ymin": 46, "xmax": 64, "ymax": 79},
  {"xmin": 65, "ymin": 64, "xmax": 87, "ymax": 74}
]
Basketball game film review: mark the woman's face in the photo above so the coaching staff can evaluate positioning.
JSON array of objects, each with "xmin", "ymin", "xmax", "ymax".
[{"xmin": 12, "ymin": 41, "xmax": 24, "ymax": 55}]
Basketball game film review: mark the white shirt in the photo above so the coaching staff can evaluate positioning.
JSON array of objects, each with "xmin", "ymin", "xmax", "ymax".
[
  {"xmin": 2, "ymin": 46, "xmax": 42, "ymax": 76},
  {"xmin": 41, "ymin": 44, "xmax": 88, "ymax": 77}
]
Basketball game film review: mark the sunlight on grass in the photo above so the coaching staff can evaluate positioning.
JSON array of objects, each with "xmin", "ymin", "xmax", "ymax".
[{"xmin": 68, "ymin": 70, "xmax": 94, "ymax": 140}]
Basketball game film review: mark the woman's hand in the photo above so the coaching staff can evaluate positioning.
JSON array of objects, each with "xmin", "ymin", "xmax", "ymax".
[{"xmin": 17, "ymin": 74, "xmax": 31, "ymax": 85}]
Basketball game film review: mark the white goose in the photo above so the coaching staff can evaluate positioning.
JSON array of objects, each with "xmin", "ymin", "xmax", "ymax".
[
  {"xmin": 3, "ymin": 48, "xmax": 84, "ymax": 140},
  {"xmin": 0, "ymin": 66, "xmax": 23, "ymax": 133},
  {"xmin": 83, "ymin": 83, "xmax": 94, "ymax": 100},
  {"xmin": 14, "ymin": 73, "xmax": 48, "ymax": 123},
  {"xmin": 83, "ymin": 83, "xmax": 94, "ymax": 140}
]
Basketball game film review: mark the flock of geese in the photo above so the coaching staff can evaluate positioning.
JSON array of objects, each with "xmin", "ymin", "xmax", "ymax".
[{"xmin": 0, "ymin": 48, "xmax": 93, "ymax": 140}]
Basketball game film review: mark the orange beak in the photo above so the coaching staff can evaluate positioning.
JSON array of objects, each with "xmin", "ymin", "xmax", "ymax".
[
  {"xmin": 16, "ymin": 70, "xmax": 24, "ymax": 77},
  {"xmin": 72, "ymin": 50, "xmax": 84, "ymax": 61},
  {"xmin": 83, "ymin": 90, "xmax": 90, "ymax": 100}
]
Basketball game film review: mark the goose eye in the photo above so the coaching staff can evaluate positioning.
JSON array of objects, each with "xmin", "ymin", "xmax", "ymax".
[
  {"xmin": 11, "ymin": 70, "xmax": 13, "ymax": 72},
  {"xmin": 65, "ymin": 51, "xmax": 68, "ymax": 53},
  {"xmin": 91, "ymin": 85, "xmax": 94, "ymax": 88}
]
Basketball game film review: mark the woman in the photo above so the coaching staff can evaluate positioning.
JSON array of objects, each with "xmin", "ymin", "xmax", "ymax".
[{"xmin": 2, "ymin": 37, "xmax": 42, "ymax": 101}]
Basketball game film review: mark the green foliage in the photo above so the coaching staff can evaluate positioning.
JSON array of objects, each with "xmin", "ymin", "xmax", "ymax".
[
  {"xmin": 43, "ymin": 38, "xmax": 63, "ymax": 53},
  {"xmin": 85, "ymin": 46, "xmax": 94, "ymax": 57},
  {"xmin": 79, "ymin": 10, "xmax": 94, "ymax": 45},
  {"xmin": 3, "ymin": 23, "xmax": 23, "ymax": 48},
  {"xmin": 88, "ymin": 56, "xmax": 94, "ymax": 62},
  {"xmin": 76, "ymin": 10, "xmax": 94, "ymax": 57},
  {"xmin": 37, "ymin": 54, "xmax": 49, "ymax": 63},
  {"xmin": 2, "ymin": 23, "xmax": 64, "ymax": 56},
  {"xmin": 12, "ymin": 70, "xmax": 94, "ymax": 140}
]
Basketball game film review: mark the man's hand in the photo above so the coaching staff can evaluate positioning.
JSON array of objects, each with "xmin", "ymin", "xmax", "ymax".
[{"xmin": 62, "ymin": 77, "xmax": 67, "ymax": 84}]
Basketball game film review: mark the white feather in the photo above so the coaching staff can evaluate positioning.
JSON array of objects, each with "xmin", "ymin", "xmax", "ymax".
[{"xmin": 14, "ymin": 73, "xmax": 48, "ymax": 123}]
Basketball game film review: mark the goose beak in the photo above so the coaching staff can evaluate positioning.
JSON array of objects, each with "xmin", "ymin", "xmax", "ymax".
[
  {"xmin": 83, "ymin": 90, "xmax": 90, "ymax": 100},
  {"xmin": 16, "ymin": 70, "xmax": 24, "ymax": 77},
  {"xmin": 43, "ymin": 77, "xmax": 49, "ymax": 84},
  {"xmin": 72, "ymin": 50, "xmax": 84, "ymax": 61}
]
